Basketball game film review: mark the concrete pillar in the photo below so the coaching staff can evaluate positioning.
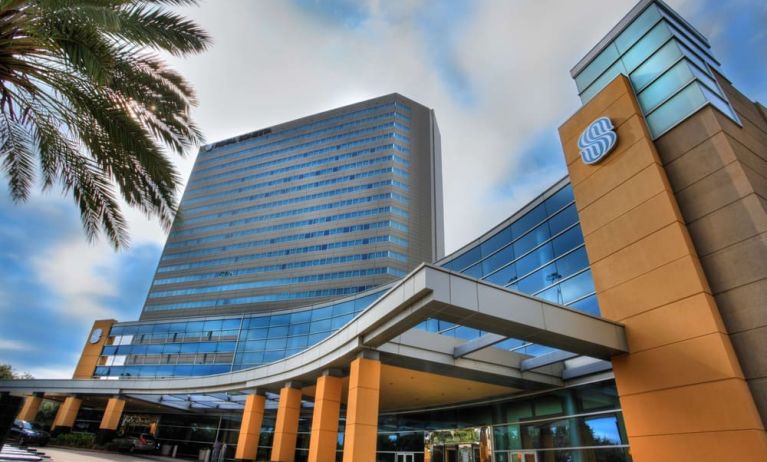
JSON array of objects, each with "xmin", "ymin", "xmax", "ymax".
[
  {"xmin": 52, "ymin": 396, "xmax": 82, "ymax": 431},
  {"xmin": 271, "ymin": 383, "xmax": 302, "ymax": 462},
  {"xmin": 235, "ymin": 392, "xmax": 266, "ymax": 461},
  {"xmin": 342, "ymin": 354, "xmax": 381, "ymax": 462},
  {"xmin": 96, "ymin": 396, "xmax": 126, "ymax": 445},
  {"xmin": 16, "ymin": 394, "xmax": 43, "ymax": 422},
  {"xmin": 308, "ymin": 372, "xmax": 342, "ymax": 462}
]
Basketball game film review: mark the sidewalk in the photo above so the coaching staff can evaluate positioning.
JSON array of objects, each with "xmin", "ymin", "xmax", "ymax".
[{"xmin": 40, "ymin": 447, "xmax": 186, "ymax": 462}]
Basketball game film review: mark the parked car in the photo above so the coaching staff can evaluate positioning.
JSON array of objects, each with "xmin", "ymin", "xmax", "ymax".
[
  {"xmin": 7, "ymin": 420, "xmax": 50, "ymax": 446},
  {"xmin": 111, "ymin": 433, "xmax": 158, "ymax": 453}
]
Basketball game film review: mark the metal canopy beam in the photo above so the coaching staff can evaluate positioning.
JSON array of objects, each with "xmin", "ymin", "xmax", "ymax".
[
  {"xmin": 521, "ymin": 350, "xmax": 580, "ymax": 371},
  {"xmin": 562, "ymin": 360, "xmax": 613, "ymax": 380},
  {"xmin": 452, "ymin": 333, "xmax": 507, "ymax": 358},
  {"xmin": 359, "ymin": 265, "xmax": 627, "ymax": 360}
]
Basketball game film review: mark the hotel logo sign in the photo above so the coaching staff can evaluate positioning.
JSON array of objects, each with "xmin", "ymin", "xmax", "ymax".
[{"xmin": 578, "ymin": 117, "xmax": 617, "ymax": 165}]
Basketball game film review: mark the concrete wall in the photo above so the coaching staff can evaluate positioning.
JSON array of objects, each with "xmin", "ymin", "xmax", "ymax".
[
  {"xmin": 559, "ymin": 75, "xmax": 767, "ymax": 461},
  {"xmin": 654, "ymin": 71, "xmax": 767, "ymax": 424}
]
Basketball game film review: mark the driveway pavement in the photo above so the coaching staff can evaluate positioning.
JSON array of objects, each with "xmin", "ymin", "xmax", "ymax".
[{"xmin": 37, "ymin": 447, "xmax": 184, "ymax": 462}]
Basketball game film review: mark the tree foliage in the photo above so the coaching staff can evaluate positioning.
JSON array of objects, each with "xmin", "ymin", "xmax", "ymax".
[
  {"xmin": 0, "ymin": 363, "xmax": 33, "ymax": 379},
  {"xmin": 0, "ymin": 0, "xmax": 210, "ymax": 248}
]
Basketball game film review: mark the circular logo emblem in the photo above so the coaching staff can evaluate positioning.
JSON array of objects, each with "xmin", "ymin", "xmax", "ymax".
[
  {"xmin": 89, "ymin": 328, "xmax": 103, "ymax": 344},
  {"xmin": 578, "ymin": 117, "xmax": 618, "ymax": 165}
]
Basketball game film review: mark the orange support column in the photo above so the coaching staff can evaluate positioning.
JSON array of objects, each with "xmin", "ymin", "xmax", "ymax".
[
  {"xmin": 559, "ymin": 75, "xmax": 767, "ymax": 461},
  {"xmin": 52, "ymin": 396, "xmax": 82, "ymax": 430},
  {"xmin": 99, "ymin": 397, "xmax": 125, "ymax": 431},
  {"xmin": 342, "ymin": 354, "xmax": 381, "ymax": 462},
  {"xmin": 235, "ymin": 392, "xmax": 266, "ymax": 461},
  {"xmin": 308, "ymin": 372, "xmax": 342, "ymax": 462},
  {"xmin": 270, "ymin": 383, "xmax": 302, "ymax": 462},
  {"xmin": 16, "ymin": 394, "xmax": 43, "ymax": 422}
]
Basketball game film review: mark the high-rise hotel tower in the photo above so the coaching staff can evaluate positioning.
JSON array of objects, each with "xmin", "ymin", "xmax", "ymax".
[{"xmin": 141, "ymin": 93, "xmax": 444, "ymax": 320}]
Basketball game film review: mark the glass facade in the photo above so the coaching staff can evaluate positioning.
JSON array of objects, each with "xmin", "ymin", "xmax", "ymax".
[
  {"xmin": 95, "ymin": 179, "xmax": 592, "ymax": 378},
  {"xmin": 418, "ymin": 180, "xmax": 598, "ymax": 357},
  {"xmin": 573, "ymin": 1, "xmax": 740, "ymax": 138},
  {"xmin": 97, "ymin": 290, "xmax": 386, "ymax": 378},
  {"xmin": 80, "ymin": 380, "xmax": 627, "ymax": 462},
  {"xmin": 142, "ymin": 94, "xmax": 442, "ymax": 318}
]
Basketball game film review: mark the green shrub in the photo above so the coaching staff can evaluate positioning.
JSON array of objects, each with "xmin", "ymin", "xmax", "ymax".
[{"xmin": 50, "ymin": 432, "xmax": 95, "ymax": 448}]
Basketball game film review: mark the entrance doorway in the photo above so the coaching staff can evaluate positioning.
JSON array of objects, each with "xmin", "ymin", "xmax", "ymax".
[
  {"xmin": 425, "ymin": 427, "xmax": 493, "ymax": 462},
  {"xmin": 396, "ymin": 452, "xmax": 415, "ymax": 462},
  {"xmin": 510, "ymin": 452, "xmax": 537, "ymax": 462}
]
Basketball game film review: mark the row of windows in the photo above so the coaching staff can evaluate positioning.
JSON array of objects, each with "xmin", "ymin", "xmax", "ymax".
[
  {"xmin": 95, "ymin": 364, "xmax": 231, "ymax": 378},
  {"xmin": 575, "ymin": 3, "xmax": 713, "ymax": 95},
  {"xmin": 199, "ymin": 101, "xmax": 409, "ymax": 162},
  {"xmin": 185, "ymin": 144, "xmax": 408, "ymax": 199},
  {"xmin": 182, "ymin": 165, "xmax": 408, "ymax": 213},
  {"xmin": 179, "ymin": 179, "xmax": 409, "ymax": 227},
  {"xmin": 147, "ymin": 267, "xmax": 406, "ymax": 299},
  {"xmin": 163, "ymin": 219, "xmax": 407, "ymax": 257},
  {"xmin": 190, "ymin": 123, "xmax": 410, "ymax": 184},
  {"xmin": 143, "ymin": 285, "xmax": 380, "ymax": 312},
  {"xmin": 113, "ymin": 291, "xmax": 386, "ymax": 370},
  {"xmin": 106, "ymin": 352, "xmax": 233, "ymax": 366},
  {"xmin": 105, "ymin": 341, "xmax": 238, "ymax": 356},
  {"xmin": 170, "ymin": 192, "xmax": 408, "ymax": 237},
  {"xmin": 153, "ymin": 250, "xmax": 407, "ymax": 286},
  {"xmin": 443, "ymin": 184, "xmax": 575, "ymax": 271},
  {"xmin": 158, "ymin": 234, "xmax": 408, "ymax": 273},
  {"xmin": 195, "ymin": 111, "xmax": 410, "ymax": 172},
  {"xmin": 423, "ymin": 183, "xmax": 599, "ymax": 356},
  {"xmin": 113, "ymin": 289, "xmax": 383, "ymax": 336},
  {"xmin": 574, "ymin": 3, "xmax": 738, "ymax": 137},
  {"xmin": 478, "ymin": 220, "xmax": 582, "ymax": 286},
  {"xmin": 163, "ymin": 206, "xmax": 408, "ymax": 258}
]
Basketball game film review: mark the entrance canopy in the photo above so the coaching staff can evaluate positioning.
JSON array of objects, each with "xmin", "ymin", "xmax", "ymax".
[{"xmin": 0, "ymin": 264, "xmax": 627, "ymax": 407}]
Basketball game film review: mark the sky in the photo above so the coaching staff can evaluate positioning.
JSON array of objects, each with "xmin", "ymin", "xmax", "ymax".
[{"xmin": 1, "ymin": 0, "xmax": 765, "ymax": 378}]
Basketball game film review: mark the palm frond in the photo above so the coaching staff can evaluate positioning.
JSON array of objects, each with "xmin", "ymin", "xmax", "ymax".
[{"xmin": 0, "ymin": 0, "xmax": 208, "ymax": 248}]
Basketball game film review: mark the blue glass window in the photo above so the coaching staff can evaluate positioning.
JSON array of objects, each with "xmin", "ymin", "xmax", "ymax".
[
  {"xmin": 645, "ymin": 82, "xmax": 706, "ymax": 137},
  {"xmin": 622, "ymin": 21, "xmax": 671, "ymax": 72},
  {"xmin": 480, "ymin": 225, "xmax": 513, "ymax": 258},
  {"xmin": 482, "ymin": 244, "xmax": 515, "ymax": 276},
  {"xmin": 513, "ymin": 223, "xmax": 550, "ymax": 257},
  {"xmin": 517, "ymin": 264, "xmax": 558, "ymax": 294},
  {"xmin": 516, "ymin": 242, "xmax": 554, "ymax": 277},
  {"xmin": 485, "ymin": 263, "xmax": 518, "ymax": 287},
  {"xmin": 630, "ymin": 40, "xmax": 682, "ymax": 90},
  {"xmin": 544, "ymin": 184, "xmax": 573, "ymax": 215}
]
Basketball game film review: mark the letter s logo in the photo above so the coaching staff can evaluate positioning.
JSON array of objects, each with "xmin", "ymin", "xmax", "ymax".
[{"xmin": 578, "ymin": 117, "xmax": 618, "ymax": 165}]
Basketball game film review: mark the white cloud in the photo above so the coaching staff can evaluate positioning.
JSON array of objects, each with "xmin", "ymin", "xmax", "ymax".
[
  {"xmin": 30, "ymin": 232, "xmax": 119, "ymax": 322},
  {"xmin": 159, "ymin": 0, "xmax": 648, "ymax": 252},
  {"xmin": 0, "ymin": 339, "xmax": 34, "ymax": 352},
  {"xmin": 22, "ymin": 365, "xmax": 76, "ymax": 380}
]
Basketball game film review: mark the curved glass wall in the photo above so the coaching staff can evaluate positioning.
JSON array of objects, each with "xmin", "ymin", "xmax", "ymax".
[
  {"xmin": 419, "ymin": 180, "xmax": 598, "ymax": 357},
  {"xmin": 96, "ymin": 179, "xmax": 593, "ymax": 378},
  {"xmin": 96, "ymin": 289, "xmax": 387, "ymax": 378}
]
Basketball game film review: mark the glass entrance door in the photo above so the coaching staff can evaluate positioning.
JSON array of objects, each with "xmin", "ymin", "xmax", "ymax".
[
  {"xmin": 396, "ymin": 452, "xmax": 415, "ymax": 462},
  {"xmin": 510, "ymin": 452, "xmax": 537, "ymax": 462}
]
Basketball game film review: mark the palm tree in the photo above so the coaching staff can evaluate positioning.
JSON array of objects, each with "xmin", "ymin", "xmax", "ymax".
[{"xmin": 0, "ymin": 0, "xmax": 210, "ymax": 248}]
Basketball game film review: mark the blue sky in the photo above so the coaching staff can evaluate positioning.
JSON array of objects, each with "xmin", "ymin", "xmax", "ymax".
[{"xmin": 1, "ymin": 0, "xmax": 765, "ymax": 377}]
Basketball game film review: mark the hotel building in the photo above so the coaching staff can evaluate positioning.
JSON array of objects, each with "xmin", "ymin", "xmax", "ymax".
[{"xmin": 3, "ymin": 1, "xmax": 767, "ymax": 461}]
